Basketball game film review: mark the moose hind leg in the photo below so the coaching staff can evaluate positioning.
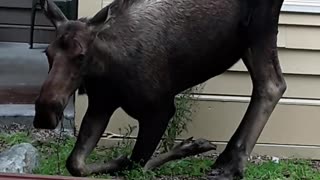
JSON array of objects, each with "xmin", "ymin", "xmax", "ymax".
[
  {"xmin": 129, "ymin": 102, "xmax": 176, "ymax": 167},
  {"xmin": 208, "ymin": 31, "xmax": 286, "ymax": 179}
]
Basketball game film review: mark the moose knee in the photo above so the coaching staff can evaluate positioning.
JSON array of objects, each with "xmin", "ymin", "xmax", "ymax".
[{"xmin": 66, "ymin": 156, "xmax": 88, "ymax": 177}]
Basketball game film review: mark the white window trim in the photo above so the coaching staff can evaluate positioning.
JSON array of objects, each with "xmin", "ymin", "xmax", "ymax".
[{"xmin": 282, "ymin": 0, "xmax": 320, "ymax": 13}]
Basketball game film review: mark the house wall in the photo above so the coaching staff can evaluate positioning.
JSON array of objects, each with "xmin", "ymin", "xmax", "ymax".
[
  {"xmin": 76, "ymin": 0, "xmax": 320, "ymax": 159},
  {"xmin": 0, "ymin": 0, "xmax": 55, "ymax": 43}
]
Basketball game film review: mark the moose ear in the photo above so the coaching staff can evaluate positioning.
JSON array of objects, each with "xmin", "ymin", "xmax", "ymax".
[
  {"xmin": 88, "ymin": 0, "xmax": 132, "ymax": 26},
  {"xmin": 87, "ymin": 5, "xmax": 110, "ymax": 26},
  {"xmin": 40, "ymin": 0, "xmax": 68, "ymax": 28}
]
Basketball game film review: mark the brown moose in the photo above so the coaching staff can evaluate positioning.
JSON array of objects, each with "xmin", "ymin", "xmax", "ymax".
[{"xmin": 33, "ymin": 0, "xmax": 286, "ymax": 179}]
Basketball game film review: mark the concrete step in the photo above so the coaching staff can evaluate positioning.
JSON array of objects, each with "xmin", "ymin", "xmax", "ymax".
[{"xmin": 0, "ymin": 42, "xmax": 48, "ymax": 102}]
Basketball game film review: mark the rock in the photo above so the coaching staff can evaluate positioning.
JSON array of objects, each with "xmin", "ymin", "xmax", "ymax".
[
  {"xmin": 272, "ymin": 156, "xmax": 280, "ymax": 164},
  {"xmin": 0, "ymin": 143, "xmax": 39, "ymax": 173}
]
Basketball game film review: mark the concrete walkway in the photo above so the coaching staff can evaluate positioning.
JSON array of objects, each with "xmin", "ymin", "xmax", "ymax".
[{"xmin": 0, "ymin": 42, "xmax": 48, "ymax": 88}]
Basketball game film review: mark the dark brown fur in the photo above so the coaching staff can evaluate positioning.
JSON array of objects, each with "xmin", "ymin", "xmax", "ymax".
[{"xmin": 34, "ymin": 0, "xmax": 286, "ymax": 179}]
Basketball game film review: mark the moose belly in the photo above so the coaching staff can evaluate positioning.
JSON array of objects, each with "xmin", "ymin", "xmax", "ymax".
[{"xmin": 168, "ymin": 36, "xmax": 246, "ymax": 94}]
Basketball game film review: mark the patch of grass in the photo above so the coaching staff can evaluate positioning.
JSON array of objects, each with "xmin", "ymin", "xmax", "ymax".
[
  {"xmin": 0, "ymin": 132, "xmax": 32, "ymax": 152},
  {"xmin": 118, "ymin": 157, "xmax": 213, "ymax": 180},
  {"xmin": 121, "ymin": 166, "xmax": 157, "ymax": 180},
  {"xmin": 156, "ymin": 157, "xmax": 213, "ymax": 177},
  {"xmin": 33, "ymin": 137, "xmax": 76, "ymax": 176},
  {"xmin": 0, "ymin": 132, "xmax": 31, "ymax": 146},
  {"xmin": 2, "ymin": 132, "xmax": 320, "ymax": 179},
  {"xmin": 246, "ymin": 159, "xmax": 320, "ymax": 180}
]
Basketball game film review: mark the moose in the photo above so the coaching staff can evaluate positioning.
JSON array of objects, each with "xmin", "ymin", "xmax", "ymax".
[{"xmin": 33, "ymin": 0, "xmax": 286, "ymax": 179}]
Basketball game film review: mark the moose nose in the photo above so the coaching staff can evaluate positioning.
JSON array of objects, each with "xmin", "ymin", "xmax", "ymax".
[
  {"xmin": 33, "ymin": 98, "xmax": 63, "ymax": 129},
  {"xmin": 33, "ymin": 113, "xmax": 58, "ymax": 129}
]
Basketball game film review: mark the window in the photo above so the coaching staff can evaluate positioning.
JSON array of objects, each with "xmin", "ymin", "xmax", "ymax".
[{"xmin": 282, "ymin": 0, "xmax": 320, "ymax": 13}]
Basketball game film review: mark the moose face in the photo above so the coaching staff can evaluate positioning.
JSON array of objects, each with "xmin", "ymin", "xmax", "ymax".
[
  {"xmin": 33, "ymin": 22, "xmax": 90, "ymax": 129},
  {"xmin": 34, "ymin": 0, "xmax": 94, "ymax": 129}
]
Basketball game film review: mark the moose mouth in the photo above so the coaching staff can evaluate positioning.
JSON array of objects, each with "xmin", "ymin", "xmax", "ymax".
[
  {"xmin": 34, "ymin": 111, "xmax": 63, "ymax": 130},
  {"xmin": 33, "ymin": 101, "xmax": 65, "ymax": 130}
]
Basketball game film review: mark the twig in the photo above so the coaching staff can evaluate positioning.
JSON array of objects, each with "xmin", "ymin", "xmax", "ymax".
[
  {"xmin": 144, "ymin": 137, "xmax": 217, "ymax": 170},
  {"xmin": 56, "ymin": 119, "xmax": 65, "ymax": 175}
]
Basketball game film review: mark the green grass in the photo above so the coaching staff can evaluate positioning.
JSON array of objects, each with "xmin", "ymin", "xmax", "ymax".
[
  {"xmin": 0, "ymin": 132, "xmax": 31, "ymax": 147},
  {"xmin": 245, "ymin": 159, "xmax": 320, "ymax": 180},
  {"xmin": 1, "ymin": 132, "xmax": 320, "ymax": 179}
]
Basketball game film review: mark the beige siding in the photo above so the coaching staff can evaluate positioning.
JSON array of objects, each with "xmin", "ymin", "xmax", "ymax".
[
  {"xmin": 76, "ymin": 3, "xmax": 320, "ymax": 159},
  {"xmin": 202, "ymin": 72, "xmax": 320, "ymax": 99},
  {"xmin": 78, "ymin": 0, "xmax": 102, "ymax": 17},
  {"xmin": 103, "ymin": 0, "xmax": 114, "ymax": 7}
]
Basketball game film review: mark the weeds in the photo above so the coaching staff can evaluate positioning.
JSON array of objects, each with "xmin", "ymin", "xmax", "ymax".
[
  {"xmin": 33, "ymin": 137, "xmax": 76, "ymax": 176},
  {"xmin": 160, "ymin": 84, "xmax": 204, "ymax": 152}
]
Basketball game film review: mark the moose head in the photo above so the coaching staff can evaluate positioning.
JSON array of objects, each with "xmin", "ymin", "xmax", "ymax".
[{"xmin": 33, "ymin": 0, "xmax": 110, "ymax": 129}]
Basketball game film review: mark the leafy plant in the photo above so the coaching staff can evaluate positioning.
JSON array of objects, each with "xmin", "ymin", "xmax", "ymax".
[
  {"xmin": 33, "ymin": 137, "xmax": 76, "ymax": 176},
  {"xmin": 160, "ymin": 84, "xmax": 204, "ymax": 152}
]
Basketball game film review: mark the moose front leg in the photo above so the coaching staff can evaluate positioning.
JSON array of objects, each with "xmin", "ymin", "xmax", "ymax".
[
  {"xmin": 66, "ymin": 99, "xmax": 125, "ymax": 177},
  {"xmin": 129, "ymin": 103, "xmax": 176, "ymax": 167},
  {"xmin": 209, "ymin": 34, "xmax": 286, "ymax": 179}
]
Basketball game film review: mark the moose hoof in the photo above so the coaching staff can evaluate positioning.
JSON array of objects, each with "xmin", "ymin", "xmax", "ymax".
[
  {"xmin": 206, "ymin": 168, "xmax": 243, "ymax": 180},
  {"xmin": 205, "ymin": 151, "xmax": 246, "ymax": 180}
]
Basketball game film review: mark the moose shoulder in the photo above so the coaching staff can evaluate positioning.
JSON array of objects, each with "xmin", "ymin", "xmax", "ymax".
[{"xmin": 33, "ymin": 0, "xmax": 286, "ymax": 179}]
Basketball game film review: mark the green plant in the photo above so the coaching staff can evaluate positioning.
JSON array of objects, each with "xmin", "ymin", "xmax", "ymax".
[
  {"xmin": 118, "ymin": 125, "xmax": 137, "ymax": 149},
  {"xmin": 0, "ymin": 132, "xmax": 31, "ymax": 152},
  {"xmin": 33, "ymin": 137, "xmax": 76, "ymax": 176},
  {"xmin": 160, "ymin": 84, "xmax": 204, "ymax": 152},
  {"xmin": 156, "ymin": 157, "xmax": 214, "ymax": 177},
  {"xmin": 122, "ymin": 163, "xmax": 157, "ymax": 180},
  {"xmin": 245, "ymin": 159, "xmax": 320, "ymax": 180}
]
